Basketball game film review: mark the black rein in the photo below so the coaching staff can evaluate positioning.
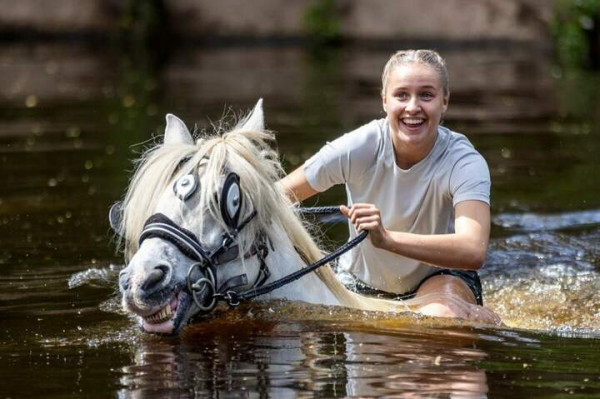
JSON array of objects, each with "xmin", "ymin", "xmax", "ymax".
[{"xmin": 226, "ymin": 227, "xmax": 368, "ymax": 305}]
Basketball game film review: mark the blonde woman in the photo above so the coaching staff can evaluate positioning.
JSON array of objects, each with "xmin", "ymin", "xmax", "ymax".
[{"xmin": 281, "ymin": 50, "xmax": 500, "ymax": 324}]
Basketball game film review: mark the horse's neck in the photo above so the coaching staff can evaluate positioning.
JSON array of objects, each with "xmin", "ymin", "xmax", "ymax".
[{"xmin": 261, "ymin": 226, "xmax": 341, "ymax": 306}]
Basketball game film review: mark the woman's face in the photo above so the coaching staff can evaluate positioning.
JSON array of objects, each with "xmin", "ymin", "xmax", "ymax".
[{"xmin": 382, "ymin": 63, "xmax": 449, "ymax": 156}]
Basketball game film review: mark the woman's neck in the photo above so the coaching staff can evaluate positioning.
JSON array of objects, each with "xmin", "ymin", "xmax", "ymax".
[{"xmin": 391, "ymin": 128, "xmax": 439, "ymax": 170}]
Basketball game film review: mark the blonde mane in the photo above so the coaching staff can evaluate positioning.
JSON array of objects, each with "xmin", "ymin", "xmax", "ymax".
[{"xmin": 119, "ymin": 119, "xmax": 415, "ymax": 314}]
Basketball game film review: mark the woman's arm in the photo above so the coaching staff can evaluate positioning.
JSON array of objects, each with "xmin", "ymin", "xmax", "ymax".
[
  {"xmin": 278, "ymin": 167, "xmax": 319, "ymax": 203},
  {"xmin": 341, "ymin": 200, "xmax": 490, "ymax": 270}
]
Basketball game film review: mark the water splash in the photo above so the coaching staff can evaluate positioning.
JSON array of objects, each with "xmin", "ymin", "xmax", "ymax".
[
  {"xmin": 67, "ymin": 264, "xmax": 121, "ymax": 289},
  {"xmin": 483, "ymin": 260, "xmax": 600, "ymax": 331},
  {"xmin": 484, "ymin": 211, "xmax": 600, "ymax": 332}
]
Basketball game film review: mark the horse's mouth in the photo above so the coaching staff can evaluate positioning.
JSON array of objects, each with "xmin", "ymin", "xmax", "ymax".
[
  {"xmin": 140, "ymin": 290, "xmax": 191, "ymax": 335},
  {"xmin": 144, "ymin": 295, "xmax": 179, "ymax": 324}
]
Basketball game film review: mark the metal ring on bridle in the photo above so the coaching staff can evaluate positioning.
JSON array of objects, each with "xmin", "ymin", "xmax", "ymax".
[
  {"xmin": 223, "ymin": 291, "xmax": 240, "ymax": 307},
  {"xmin": 187, "ymin": 263, "xmax": 217, "ymax": 312}
]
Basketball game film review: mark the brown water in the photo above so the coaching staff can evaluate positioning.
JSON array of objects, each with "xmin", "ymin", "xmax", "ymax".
[{"xmin": 1, "ymin": 41, "xmax": 599, "ymax": 398}]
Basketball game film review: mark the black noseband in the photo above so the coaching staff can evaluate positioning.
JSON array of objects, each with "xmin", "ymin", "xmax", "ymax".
[{"xmin": 139, "ymin": 213, "xmax": 212, "ymax": 263}]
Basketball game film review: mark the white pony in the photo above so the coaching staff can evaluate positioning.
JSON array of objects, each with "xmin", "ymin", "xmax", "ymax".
[{"xmin": 116, "ymin": 100, "xmax": 417, "ymax": 334}]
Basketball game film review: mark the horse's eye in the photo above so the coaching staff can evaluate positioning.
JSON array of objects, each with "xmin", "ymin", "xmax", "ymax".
[{"xmin": 173, "ymin": 173, "xmax": 199, "ymax": 201}]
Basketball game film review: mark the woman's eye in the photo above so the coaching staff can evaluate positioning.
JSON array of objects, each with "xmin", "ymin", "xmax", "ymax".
[
  {"xmin": 420, "ymin": 92, "xmax": 434, "ymax": 100},
  {"xmin": 395, "ymin": 93, "xmax": 408, "ymax": 100}
]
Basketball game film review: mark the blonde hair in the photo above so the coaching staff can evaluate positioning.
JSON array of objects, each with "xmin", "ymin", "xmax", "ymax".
[
  {"xmin": 119, "ymin": 116, "xmax": 425, "ymax": 314},
  {"xmin": 381, "ymin": 49, "xmax": 449, "ymax": 97}
]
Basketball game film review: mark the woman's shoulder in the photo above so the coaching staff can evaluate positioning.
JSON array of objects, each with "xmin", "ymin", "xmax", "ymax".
[
  {"xmin": 344, "ymin": 118, "xmax": 387, "ymax": 143},
  {"xmin": 440, "ymin": 126, "xmax": 485, "ymax": 160},
  {"xmin": 328, "ymin": 118, "xmax": 387, "ymax": 157},
  {"xmin": 303, "ymin": 119, "xmax": 388, "ymax": 189},
  {"xmin": 438, "ymin": 126, "xmax": 490, "ymax": 182}
]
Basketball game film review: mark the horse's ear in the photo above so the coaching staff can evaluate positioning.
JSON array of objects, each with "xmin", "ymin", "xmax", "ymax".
[
  {"xmin": 238, "ymin": 98, "xmax": 264, "ymax": 131},
  {"xmin": 164, "ymin": 114, "xmax": 194, "ymax": 146}
]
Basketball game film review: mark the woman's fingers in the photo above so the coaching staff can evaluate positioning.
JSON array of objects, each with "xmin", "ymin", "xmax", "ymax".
[
  {"xmin": 354, "ymin": 212, "xmax": 379, "ymax": 225},
  {"xmin": 339, "ymin": 205, "xmax": 351, "ymax": 218},
  {"xmin": 353, "ymin": 212, "xmax": 382, "ymax": 233},
  {"xmin": 356, "ymin": 221, "xmax": 380, "ymax": 232},
  {"xmin": 345, "ymin": 204, "xmax": 379, "ymax": 223},
  {"xmin": 342, "ymin": 204, "xmax": 384, "ymax": 233},
  {"xmin": 341, "ymin": 204, "xmax": 388, "ymax": 247},
  {"xmin": 355, "ymin": 215, "xmax": 380, "ymax": 226}
]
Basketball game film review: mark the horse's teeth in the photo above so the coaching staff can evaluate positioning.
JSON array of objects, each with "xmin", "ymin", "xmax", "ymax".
[{"xmin": 145, "ymin": 303, "xmax": 173, "ymax": 324}]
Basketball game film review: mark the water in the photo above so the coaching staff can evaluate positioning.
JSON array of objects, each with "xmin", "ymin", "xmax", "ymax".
[{"xmin": 1, "ymin": 41, "xmax": 599, "ymax": 398}]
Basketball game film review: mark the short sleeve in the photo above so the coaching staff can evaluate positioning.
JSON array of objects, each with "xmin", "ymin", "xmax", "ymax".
[
  {"xmin": 303, "ymin": 120, "xmax": 382, "ymax": 192},
  {"xmin": 449, "ymin": 153, "xmax": 491, "ymax": 207}
]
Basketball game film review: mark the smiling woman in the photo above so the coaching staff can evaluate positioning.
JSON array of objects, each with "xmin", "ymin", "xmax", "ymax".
[{"xmin": 280, "ymin": 49, "xmax": 499, "ymax": 324}]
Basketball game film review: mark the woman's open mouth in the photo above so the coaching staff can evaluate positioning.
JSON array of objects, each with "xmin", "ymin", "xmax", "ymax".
[{"xmin": 401, "ymin": 117, "xmax": 426, "ymax": 129}]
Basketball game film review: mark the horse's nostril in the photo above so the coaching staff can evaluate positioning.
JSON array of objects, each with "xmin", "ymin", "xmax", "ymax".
[{"xmin": 141, "ymin": 264, "xmax": 171, "ymax": 292}]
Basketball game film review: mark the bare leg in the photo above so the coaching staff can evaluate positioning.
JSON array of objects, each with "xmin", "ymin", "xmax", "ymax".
[{"xmin": 415, "ymin": 274, "xmax": 502, "ymax": 325}]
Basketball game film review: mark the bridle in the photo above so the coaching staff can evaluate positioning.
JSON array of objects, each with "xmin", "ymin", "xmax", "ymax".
[
  {"xmin": 112, "ymin": 172, "xmax": 367, "ymax": 315},
  {"xmin": 137, "ymin": 209, "xmax": 270, "ymax": 312},
  {"xmin": 134, "ymin": 171, "xmax": 275, "ymax": 314}
]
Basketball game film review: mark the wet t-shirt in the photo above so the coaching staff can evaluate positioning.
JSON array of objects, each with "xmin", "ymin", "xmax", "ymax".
[{"xmin": 303, "ymin": 119, "xmax": 490, "ymax": 294}]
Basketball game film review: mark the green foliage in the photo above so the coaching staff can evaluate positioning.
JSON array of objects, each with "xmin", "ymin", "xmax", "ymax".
[
  {"xmin": 118, "ymin": 0, "xmax": 168, "ymax": 49},
  {"xmin": 551, "ymin": 0, "xmax": 600, "ymax": 69},
  {"xmin": 110, "ymin": 0, "xmax": 167, "ymax": 149},
  {"xmin": 304, "ymin": 0, "xmax": 342, "ymax": 44}
]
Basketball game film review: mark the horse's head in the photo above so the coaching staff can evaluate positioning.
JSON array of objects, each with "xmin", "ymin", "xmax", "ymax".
[{"xmin": 115, "ymin": 100, "xmax": 288, "ymax": 335}]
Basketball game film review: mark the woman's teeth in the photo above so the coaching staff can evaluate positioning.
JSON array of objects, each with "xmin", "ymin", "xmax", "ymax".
[{"xmin": 403, "ymin": 118, "xmax": 425, "ymax": 126}]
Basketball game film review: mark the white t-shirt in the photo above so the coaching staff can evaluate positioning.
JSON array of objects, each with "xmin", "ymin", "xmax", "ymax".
[{"xmin": 303, "ymin": 118, "xmax": 490, "ymax": 293}]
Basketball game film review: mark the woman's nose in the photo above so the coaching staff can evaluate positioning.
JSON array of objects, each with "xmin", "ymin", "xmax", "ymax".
[{"xmin": 405, "ymin": 97, "xmax": 421, "ymax": 113}]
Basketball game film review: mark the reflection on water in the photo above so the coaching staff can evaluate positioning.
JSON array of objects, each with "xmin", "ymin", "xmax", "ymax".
[
  {"xmin": 1, "ymin": 40, "xmax": 599, "ymax": 397},
  {"xmin": 108, "ymin": 302, "xmax": 600, "ymax": 398},
  {"xmin": 114, "ymin": 304, "xmax": 492, "ymax": 398}
]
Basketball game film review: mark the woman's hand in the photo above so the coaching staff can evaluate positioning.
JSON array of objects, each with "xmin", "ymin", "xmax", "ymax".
[{"xmin": 340, "ymin": 203, "xmax": 390, "ymax": 249}]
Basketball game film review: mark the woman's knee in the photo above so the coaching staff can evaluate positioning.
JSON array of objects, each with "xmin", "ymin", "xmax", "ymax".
[
  {"xmin": 416, "ymin": 274, "xmax": 477, "ymax": 304},
  {"xmin": 418, "ymin": 302, "xmax": 463, "ymax": 318},
  {"xmin": 415, "ymin": 296, "xmax": 503, "ymax": 325}
]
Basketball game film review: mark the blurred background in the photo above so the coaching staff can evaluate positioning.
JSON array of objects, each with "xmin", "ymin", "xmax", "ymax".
[{"xmin": 1, "ymin": 1, "xmax": 599, "ymax": 398}]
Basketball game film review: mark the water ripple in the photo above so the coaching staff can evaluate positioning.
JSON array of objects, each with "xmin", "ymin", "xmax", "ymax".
[{"xmin": 493, "ymin": 209, "xmax": 600, "ymax": 232}]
